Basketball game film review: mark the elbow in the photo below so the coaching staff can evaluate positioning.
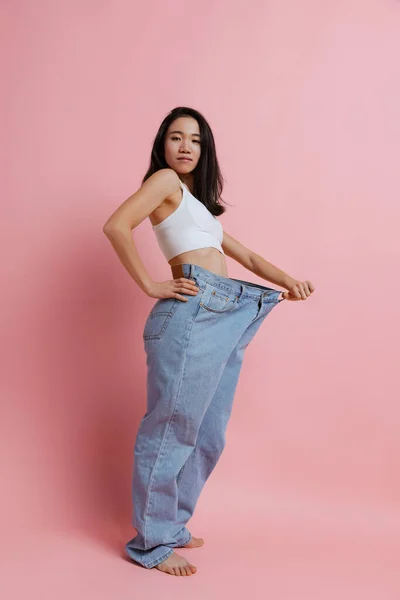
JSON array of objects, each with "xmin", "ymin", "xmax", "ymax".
[
  {"xmin": 103, "ymin": 223, "xmax": 114, "ymax": 237},
  {"xmin": 103, "ymin": 221, "xmax": 126, "ymax": 237}
]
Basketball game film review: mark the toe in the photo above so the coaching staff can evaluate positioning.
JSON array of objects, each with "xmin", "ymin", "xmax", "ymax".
[{"xmin": 179, "ymin": 566, "xmax": 187, "ymax": 576}]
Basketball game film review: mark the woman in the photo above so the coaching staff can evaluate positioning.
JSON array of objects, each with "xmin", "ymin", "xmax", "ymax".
[{"xmin": 103, "ymin": 106, "xmax": 314, "ymax": 576}]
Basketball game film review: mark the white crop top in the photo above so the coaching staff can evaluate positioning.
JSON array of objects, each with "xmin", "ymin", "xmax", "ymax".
[{"xmin": 151, "ymin": 179, "xmax": 225, "ymax": 261}]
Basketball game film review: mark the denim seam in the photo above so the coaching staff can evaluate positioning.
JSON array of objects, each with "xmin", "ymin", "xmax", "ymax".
[
  {"xmin": 198, "ymin": 274, "xmax": 277, "ymax": 297},
  {"xmin": 201, "ymin": 299, "xmax": 238, "ymax": 314},
  {"xmin": 142, "ymin": 293, "xmax": 203, "ymax": 549},
  {"xmin": 144, "ymin": 300, "xmax": 180, "ymax": 340},
  {"xmin": 180, "ymin": 530, "xmax": 192, "ymax": 546},
  {"xmin": 203, "ymin": 282, "xmax": 274, "ymax": 302},
  {"xmin": 176, "ymin": 462, "xmax": 186, "ymax": 486}
]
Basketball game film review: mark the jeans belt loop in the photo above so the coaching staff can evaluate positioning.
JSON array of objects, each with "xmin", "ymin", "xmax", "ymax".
[{"xmin": 236, "ymin": 283, "xmax": 245, "ymax": 301}]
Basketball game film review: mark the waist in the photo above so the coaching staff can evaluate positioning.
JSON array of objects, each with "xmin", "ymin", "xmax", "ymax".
[
  {"xmin": 171, "ymin": 263, "xmax": 280, "ymax": 300},
  {"xmin": 169, "ymin": 247, "xmax": 227, "ymax": 276}
]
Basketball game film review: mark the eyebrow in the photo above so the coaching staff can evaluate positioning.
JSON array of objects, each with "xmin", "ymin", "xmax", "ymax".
[{"xmin": 168, "ymin": 130, "xmax": 201, "ymax": 137}]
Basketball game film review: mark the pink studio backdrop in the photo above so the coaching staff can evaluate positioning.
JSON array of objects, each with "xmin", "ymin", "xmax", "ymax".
[{"xmin": 2, "ymin": 0, "xmax": 400, "ymax": 597}]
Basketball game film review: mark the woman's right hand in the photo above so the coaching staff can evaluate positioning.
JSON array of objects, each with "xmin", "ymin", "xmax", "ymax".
[{"xmin": 146, "ymin": 277, "xmax": 200, "ymax": 302}]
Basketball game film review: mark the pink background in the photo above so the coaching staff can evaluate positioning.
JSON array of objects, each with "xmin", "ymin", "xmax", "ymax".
[{"xmin": 2, "ymin": 0, "xmax": 400, "ymax": 596}]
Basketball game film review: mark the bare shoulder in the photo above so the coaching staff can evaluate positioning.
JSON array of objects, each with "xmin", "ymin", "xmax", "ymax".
[
  {"xmin": 146, "ymin": 168, "xmax": 180, "ymax": 189},
  {"xmin": 103, "ymin": 168, "xmax": 181, "ymax": 231}
]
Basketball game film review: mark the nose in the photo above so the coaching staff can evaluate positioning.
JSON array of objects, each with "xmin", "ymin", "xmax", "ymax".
[{"xmin": 179, "ymin": 139, "xmax": 191, "ymax": 152}]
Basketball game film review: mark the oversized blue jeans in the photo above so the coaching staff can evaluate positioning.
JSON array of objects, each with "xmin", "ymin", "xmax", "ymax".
[{"xmin": 125, "ymin": 263, "xmax": 284, "ymax": 568}]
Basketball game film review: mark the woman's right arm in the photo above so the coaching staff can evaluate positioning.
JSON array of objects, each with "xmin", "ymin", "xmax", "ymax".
[{"xmin": 102, "ymin": 169, "xmax": 199, "ymax": 301}]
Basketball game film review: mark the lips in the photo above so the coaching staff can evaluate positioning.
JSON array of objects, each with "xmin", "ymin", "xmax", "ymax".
[{"xmin": 177, "ymin": 157, "xmax": 192, "ymax": 161}]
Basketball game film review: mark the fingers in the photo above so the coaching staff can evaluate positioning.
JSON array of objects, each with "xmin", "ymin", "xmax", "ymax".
[
  {"xmin": 174, "ymin": 277, "xmax": 199, "ymax": 296},
  {"xmin": 171, "ymin": 277, "xmax": 200, "ymax": 301},
  {"xmin": 299, "ymin": 284, "xmax": 308, "ymax": 300},
  {"xmin": 301, "ymin": 281, "xmax": 314, "ymax": 299},
  {"xmin": 292, "ymin": 281, "xmax": 314, "ymax": 300},
  {"xmin": 297, "ymin": 285, "xmax": 308, "ymax": 300},
  {"xmin": 305, "ymin": 281, "xmax": 315, "ymax": 293}
]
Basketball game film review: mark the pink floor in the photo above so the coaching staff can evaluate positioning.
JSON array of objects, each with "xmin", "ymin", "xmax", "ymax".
[{"xmin": 3, "ymin": 483, "xmax": 399, "ymax": 599}]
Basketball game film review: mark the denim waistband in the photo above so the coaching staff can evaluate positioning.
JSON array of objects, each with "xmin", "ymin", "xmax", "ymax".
[{"xmin": 177, "ymin": 263, "xmax": 281, "ymax": 301}]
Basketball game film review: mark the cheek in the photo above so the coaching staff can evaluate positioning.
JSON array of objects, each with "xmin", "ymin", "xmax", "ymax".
[{"xmin": 164, "ymin": 143, "xmax": 173, "ymax": 158}]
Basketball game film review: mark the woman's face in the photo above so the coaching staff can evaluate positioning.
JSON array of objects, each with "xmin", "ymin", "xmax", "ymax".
[{"xmin": 164, "ymin": 116, "xmax": 201, "ymax": 174}]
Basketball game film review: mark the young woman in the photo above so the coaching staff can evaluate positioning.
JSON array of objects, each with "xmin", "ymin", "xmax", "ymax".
[{"xmin": 103, "ymin": 106, "xmax": 314, "ymax": 576}]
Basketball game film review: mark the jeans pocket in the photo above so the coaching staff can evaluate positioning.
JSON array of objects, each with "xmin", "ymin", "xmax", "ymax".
[
  {"xmin": 200, "ymin": 282, "xmax": 238, "ymax": 314},
  {"xmin": 143, "ymin": 298, "xmax": 180, "ymax": 340}
]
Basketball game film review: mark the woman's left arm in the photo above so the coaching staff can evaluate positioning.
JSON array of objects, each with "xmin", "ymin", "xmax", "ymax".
[{"xmin": 221, "ymin": 230, "xmax": 314, "ymax": 300}]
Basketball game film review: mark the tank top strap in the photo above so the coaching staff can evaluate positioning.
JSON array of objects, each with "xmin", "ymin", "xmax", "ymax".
[{"xmin": 178, "ymin": 179, "xmax": 189, "ymax": 192}]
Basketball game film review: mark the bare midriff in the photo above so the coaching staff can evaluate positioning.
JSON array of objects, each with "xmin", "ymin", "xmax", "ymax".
[{"xmin": 168, "ymin": 247, "xmax": 228, "ymax": 278}]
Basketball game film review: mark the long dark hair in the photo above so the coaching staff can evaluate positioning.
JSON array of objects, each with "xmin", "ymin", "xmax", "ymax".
[{"xmin": 141, "ymin": 106, "xmax": 230, "ymax": 216}]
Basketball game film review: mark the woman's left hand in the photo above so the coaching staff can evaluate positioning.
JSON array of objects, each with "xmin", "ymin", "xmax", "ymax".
[{"xmin": 282, "ymin": 280, "xmax": 315, "ymax": 301}]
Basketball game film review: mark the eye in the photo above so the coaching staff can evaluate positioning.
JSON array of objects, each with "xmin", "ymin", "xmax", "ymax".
[{"xmin": 170, "ymin": 136, "xmax": 200, "ymax": 144}]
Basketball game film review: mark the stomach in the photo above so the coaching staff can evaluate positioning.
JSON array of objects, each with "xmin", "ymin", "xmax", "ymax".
[{"xmin": 168, "ymin": 247, "xmax": 228, "ymax": 277}]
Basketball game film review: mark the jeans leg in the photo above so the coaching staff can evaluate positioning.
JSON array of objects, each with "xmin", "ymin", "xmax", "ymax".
[
  {"xmin": 125, "ymin": 295, "xmax": 244, "ymax": 568},
  {"xmin": 175, "ymin": 342, "xmax": 246, "ymax": 529},
  {"xmin": 174, "ymin": 300, "xmax": 278, "ymax": 533}
]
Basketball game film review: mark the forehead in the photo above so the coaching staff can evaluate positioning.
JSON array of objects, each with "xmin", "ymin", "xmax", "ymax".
[{"xmin": 167, "ymin": 117, "xmax": 200, "ymax": 135}]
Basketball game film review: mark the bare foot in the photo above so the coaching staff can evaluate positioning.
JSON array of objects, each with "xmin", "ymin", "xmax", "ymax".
[
  {"xmin": 182, "ymin": 535, "xmax": 204, "ymax": 548},
  {"xmin": 155, "ymin": 551, "xmax": 197, "ymax": 576}
]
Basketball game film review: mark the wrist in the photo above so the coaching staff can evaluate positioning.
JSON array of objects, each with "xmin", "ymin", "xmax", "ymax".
[
  {"xmin": 142, "ymin": 280, "xmax": 154, "ymax": 295},
  {"xmin": 282, "ymin": 276, "xmax": 300, "ymax": 290}
]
